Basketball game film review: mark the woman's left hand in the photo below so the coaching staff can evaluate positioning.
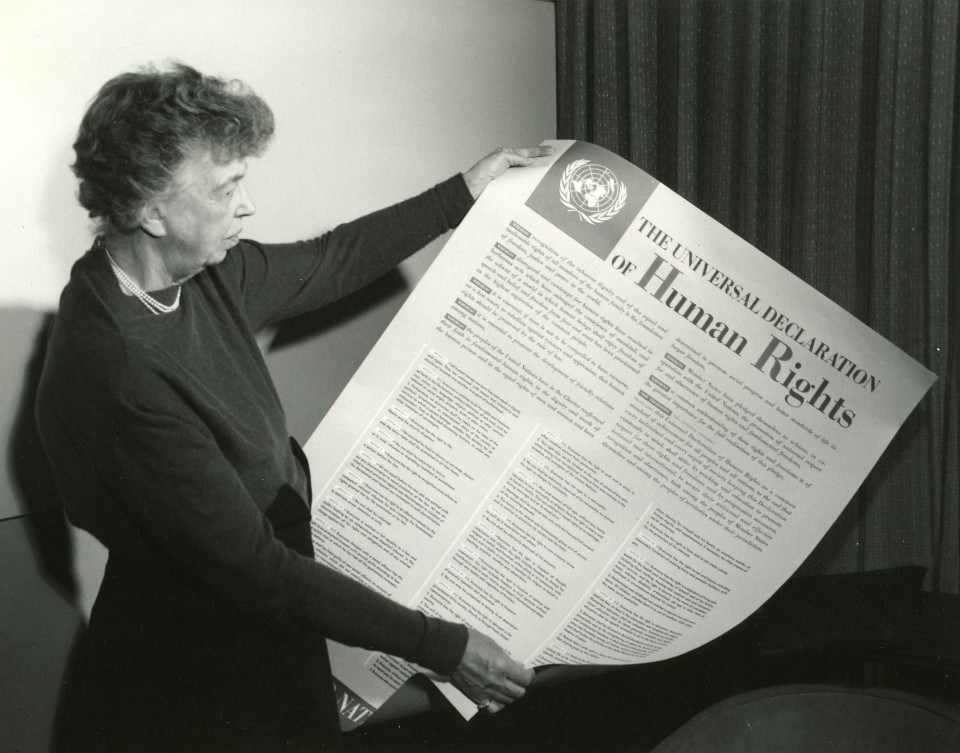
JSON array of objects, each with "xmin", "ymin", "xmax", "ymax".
[
  {"xmin": 462, "ymin": 145, "xmax": 555, "ymax": 199},
  {"xmin": 449, "ymin": 628, "xmax": 534, "ymax": 715}
]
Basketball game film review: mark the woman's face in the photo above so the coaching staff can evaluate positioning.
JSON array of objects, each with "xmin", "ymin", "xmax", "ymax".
[{"xmin": 155, "ymin": 150, "xmax": 255, "ymax": 284}]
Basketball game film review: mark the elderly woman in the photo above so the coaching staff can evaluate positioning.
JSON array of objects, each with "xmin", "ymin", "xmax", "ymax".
[{"xmin": 37, "ymin": 63, "xmax": 546, "ymax": 752}]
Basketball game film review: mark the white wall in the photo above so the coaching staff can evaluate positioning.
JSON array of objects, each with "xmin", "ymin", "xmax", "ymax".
[{"xmin": 0, "ymin": 3, "xmax": 555, "ymax": 749}]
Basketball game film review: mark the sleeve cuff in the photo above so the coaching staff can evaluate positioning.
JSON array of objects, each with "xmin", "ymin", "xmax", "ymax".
[
  {"xmin": 411, "ymin": 613, "xmax": 469, "ymax": 676},
  {"xmin": 435, "ymin": 173, "xmax": 477, "ymax": 229}
]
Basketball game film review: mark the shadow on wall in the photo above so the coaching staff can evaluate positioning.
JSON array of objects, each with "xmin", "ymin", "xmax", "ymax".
[
  {"xmin": 4, "ymin": 308, "xmax": 77, "ymax": 601},
  {"xmin": 1, "ymin": 307, "xmax": 84, "ymax": 753},
  {"xmin": 268, "ymin": 266, "xmax": 408, "ymax": 350}
]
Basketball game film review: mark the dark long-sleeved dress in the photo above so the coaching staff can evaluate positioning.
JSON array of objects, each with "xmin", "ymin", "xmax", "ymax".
[{"xmin": 36, "ymin": 176, "xmax": 474, "ymax": 752}]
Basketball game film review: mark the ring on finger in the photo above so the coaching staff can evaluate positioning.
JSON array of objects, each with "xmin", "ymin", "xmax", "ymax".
[{"xmin": 477, "ymin": 699, "xmax": 492, "ymax": 710}]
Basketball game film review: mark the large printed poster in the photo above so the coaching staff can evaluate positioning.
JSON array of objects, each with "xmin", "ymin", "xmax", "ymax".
[{"xmin": 302, "ymin": 141, "xmax": 935, "ymax": 728}]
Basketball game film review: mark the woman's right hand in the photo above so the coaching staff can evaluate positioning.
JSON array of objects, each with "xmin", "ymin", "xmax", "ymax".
[{"xmin": 449, "ymin": 628, "xmax": 535, "ymax": 714}]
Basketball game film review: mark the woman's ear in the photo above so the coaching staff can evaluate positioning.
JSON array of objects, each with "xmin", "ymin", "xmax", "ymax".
[{"xmin": 138, "ymin": 203, "xmax": 167, "ymax": 239}]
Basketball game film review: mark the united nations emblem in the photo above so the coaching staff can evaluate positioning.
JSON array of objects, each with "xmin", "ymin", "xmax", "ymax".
[{"xmin": 559, "ymin": 159, "xmax": 627, "ymax": 224}]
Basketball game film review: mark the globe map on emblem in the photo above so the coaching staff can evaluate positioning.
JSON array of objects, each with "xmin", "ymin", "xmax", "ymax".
[{"xmin": 569, "ymin": 162, "xmax": 620, "ymax": 214}]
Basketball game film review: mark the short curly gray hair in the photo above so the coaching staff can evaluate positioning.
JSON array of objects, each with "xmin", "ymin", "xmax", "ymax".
[{"xmin": 72, "ymin": 62, "xmax": 275, "ymax": 237}]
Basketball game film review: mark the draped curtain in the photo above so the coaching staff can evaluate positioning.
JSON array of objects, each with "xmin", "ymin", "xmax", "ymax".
[{"xmin": 554, "ymin": 0, "xmax": 958, "ymax": 593}]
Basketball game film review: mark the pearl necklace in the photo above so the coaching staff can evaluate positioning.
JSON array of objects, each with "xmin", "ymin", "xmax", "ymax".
[{"xmin": 102, "ymin": 242, "xmax": 181, "ymax": 315}]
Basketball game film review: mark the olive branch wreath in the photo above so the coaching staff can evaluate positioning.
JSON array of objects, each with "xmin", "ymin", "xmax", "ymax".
[{"xmin": 559, "ymin": 159, "xmax": 628, "ymax": 225}]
